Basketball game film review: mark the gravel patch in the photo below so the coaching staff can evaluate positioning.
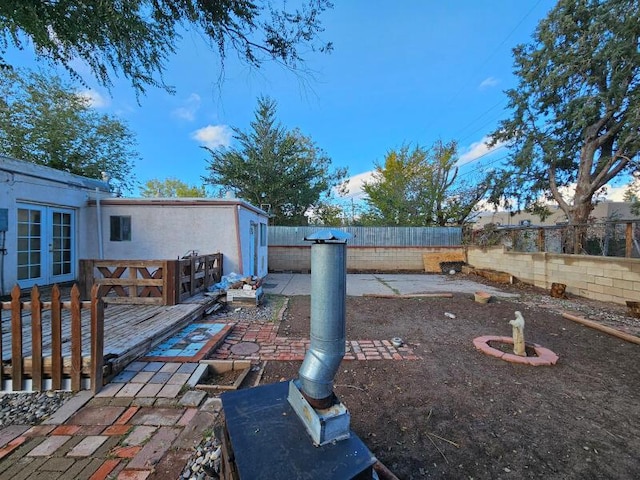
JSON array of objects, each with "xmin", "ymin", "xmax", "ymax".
[
  {"xmin": 205, "ymin": 295, "xmax": 285, "ymax": 323},
  {"xmin": 180, "ymin": 432, "xmax": 222, "ymax": 479},
  {"xmin": 0, "ymin": 391, "xmax": 74, "ymax": 427}
]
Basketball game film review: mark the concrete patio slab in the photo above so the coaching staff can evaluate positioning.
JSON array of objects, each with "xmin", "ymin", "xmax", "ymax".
[{"xmin": 263, "ymin": 273, "xmax": 519, "ymax": 298}]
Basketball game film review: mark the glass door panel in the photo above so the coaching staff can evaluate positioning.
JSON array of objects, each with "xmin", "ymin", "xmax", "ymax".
[
  {"xmin": 50, "ymin": 210, "xmax": 74, "ymax": 281},
  {"xmin": 16, "ymin": 204, "xmax": 76, "ymax": 286},
  {"xmin": 17, "ymin": 206, "xmax": 44, "ymax": 286}
]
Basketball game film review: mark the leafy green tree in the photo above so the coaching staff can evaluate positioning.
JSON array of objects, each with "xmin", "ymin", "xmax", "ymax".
[
  {"xmin": 0, "ymin": 68, "xmax": 138, "ymax": 192},
  {"xmin": 490, "ymin": 0, "xmax": 640, "ymax": 251},
  {"xmin": 361, "ymin": 145, "xmax": 432, "ymax": 226},
  {"xmin": 361, "ymin": 141, "xmax": 490, "ymax": 226},
  {"xmin": 308, "ymin": 202, "xmax": 345, "ymax": 226},
  {"xmin": 140, "ymin": 178, "xmax": 206, "ymax": 197},
  {"xmin": 0, "ymin": 0, "xmax": 333, "ymax": 96},
  {"xmin": 204, "ymin": 96, "xmax": 347, "ymax": 225},
  {"xmin": 623, "ymin": 177, "xmax": 640, "ymax": 216}
]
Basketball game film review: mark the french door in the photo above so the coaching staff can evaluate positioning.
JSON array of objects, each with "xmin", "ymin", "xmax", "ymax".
[{"xmin": 17, "ymin": 204, "xmax": 76, "ymax": 288}]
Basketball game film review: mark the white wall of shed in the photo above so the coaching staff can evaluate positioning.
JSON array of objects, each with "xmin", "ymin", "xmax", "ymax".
[
  {"xmin": 236, "ymin": 206, "xmax": 269, "ymax": 277},
  {"xmin": 84, "ymin": 203, "xmax": 264, "ymax": 276}
]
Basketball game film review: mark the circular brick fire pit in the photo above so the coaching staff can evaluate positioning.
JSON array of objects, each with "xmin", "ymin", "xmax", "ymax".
[{"xmin": 473, "ymin": 335, "xmax": 559, "ymax": 366}]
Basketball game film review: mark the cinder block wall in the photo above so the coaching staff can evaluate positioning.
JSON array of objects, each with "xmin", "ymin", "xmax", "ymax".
[
  {"xmin": 467, "ymin": 246, "xmax": 640, "ymax": 305},
  {"xmin": 269, "ymin": 246, "xmax": 465, "ymax": 273}
]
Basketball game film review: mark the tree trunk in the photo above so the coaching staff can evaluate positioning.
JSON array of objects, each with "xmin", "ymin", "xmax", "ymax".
[{"xmin": 566, "ymin": 200, "xmax": 594, "ymax": 254}]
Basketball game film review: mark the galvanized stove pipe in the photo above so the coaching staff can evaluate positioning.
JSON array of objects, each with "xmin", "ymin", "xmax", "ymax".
[{"xmin": 298, "ymin": 232, "xmax": 348, "ymax": 409}]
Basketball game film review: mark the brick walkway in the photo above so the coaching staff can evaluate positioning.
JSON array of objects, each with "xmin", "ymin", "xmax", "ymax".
[
  {"xmin": 0, "ymin": 318, "xmax": 419, "ymax": 478},
  {"xmin": 209, "ymin": 321, "xmax": 421, "ymax": 361},
  {"xmin": 0, "ymin": 361, "xmax": 220, "ymax": 480}
]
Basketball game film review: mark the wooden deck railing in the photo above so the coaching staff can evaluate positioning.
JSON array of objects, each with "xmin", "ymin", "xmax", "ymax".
[
  {"xmin": 79, "ymin": 253, "xmax": 222, "ymax": 305},
  {"xmin": 0, "ymin": 284, "xmax": 104, "ymax": 393},
  {"xmin": 177, "ymin": 253, "xmax": 223, "ymax": 303}
]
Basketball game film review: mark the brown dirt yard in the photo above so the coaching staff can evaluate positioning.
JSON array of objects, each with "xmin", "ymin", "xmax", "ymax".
[{"xmin": 259, "ymin": 278, "xmax": 640, "ymax": 480}]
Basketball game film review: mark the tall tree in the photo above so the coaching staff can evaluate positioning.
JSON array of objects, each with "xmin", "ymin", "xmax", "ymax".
[
  {"xmin": 140, "ymin": 177, "xmax": 206, "ymax": 197},
  {"xmin": 490, "ymin": 0, "xmax": 640, "ymax": 251},
  {"xmin": 0, "ymin": 0, "xmax": 332, "ymax": 96},
  {"xmin": 361, "ymin": 145, "xmax": 432, "ymax": 226},
  {"xmin": 361, "ymin": 142, "xmax": 490, "ymax": 226},
  {"xmin": 204, "ymin": 96, "xmax": 347, "ymax": 225},
  {"xmin": 0, "ymin": 68, "xmax": 138, "ymax": 192}
]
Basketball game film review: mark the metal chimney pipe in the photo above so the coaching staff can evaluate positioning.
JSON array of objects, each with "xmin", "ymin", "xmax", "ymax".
[{"xmin": 298, "ymin": 230, "xmax": 349, "ymax": 409}]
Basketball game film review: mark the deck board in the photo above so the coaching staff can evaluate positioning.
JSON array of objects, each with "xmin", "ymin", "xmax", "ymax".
[{"xmin": 1, "ymin": 293, "xmax": 216, "ymax": 365}]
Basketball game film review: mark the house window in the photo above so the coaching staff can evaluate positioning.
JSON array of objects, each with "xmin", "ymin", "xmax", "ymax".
[
  {"xmin": 260, "ymin": 223, "xmax": 267, "ymax": 247},
  {"xmin": 110, "ymin": 216, "xmax": 131, "ymax": 241}
]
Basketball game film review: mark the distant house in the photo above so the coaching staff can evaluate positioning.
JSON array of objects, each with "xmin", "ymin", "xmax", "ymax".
[
  {"xmin": 0, "ymin": 156, "xmax": 268, "ymax": 293},
  {"xmin": 84, "ymin": 198, "xmax": 269, "ymax": 278},
  {"xmin": 0, "ymin": 156, "xmax": 110, "ymax": 293},
  {"xmin": 472, "ymin": 202, "xmax": 640, "ymax": 229}
]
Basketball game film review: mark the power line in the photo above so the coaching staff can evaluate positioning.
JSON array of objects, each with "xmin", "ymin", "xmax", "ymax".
[
  {"xmin": 455, "ymin": 99, "xmax": 507, "ymax": 142},
  {"xmin": 424, "ymin": 0, "xmax": 548, "ymax": 145}
]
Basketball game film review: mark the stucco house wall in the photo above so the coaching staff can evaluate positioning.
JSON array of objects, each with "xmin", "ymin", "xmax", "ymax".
[
  {"xmin": 84, "ymin": 198, "xmax": 268, "ymax": 277},
  {"xmin": 473, "ymin": 201, "xmax": 639, "ymax": 229},
  {"xmin": 0, "ymin": 156, "xmax": 110, "ymax": 292}
]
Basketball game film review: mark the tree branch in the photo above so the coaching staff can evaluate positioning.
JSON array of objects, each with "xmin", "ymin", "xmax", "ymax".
[{"xmin": 548, "ymin": 164, "xmax": 570, "ymax": 214}]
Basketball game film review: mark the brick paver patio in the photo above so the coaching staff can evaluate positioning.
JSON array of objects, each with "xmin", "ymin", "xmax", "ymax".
[{"xmin": 0, "ymin": 315, "xmax": 419, "ymax": 479}]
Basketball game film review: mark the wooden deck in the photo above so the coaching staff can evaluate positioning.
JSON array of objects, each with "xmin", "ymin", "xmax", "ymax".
[{"xmin": 1, "ymin": 292, "xmax": 218, "ymax": 379}]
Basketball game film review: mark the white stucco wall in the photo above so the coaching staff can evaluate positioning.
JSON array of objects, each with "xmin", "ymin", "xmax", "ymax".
[
  {"xmin": 0, "ymin": 157, "xmax": 109, "ymax": 292},
  {"xmin": 237, "ymin": 205, "xmax": 269, "ymax": 277},
  {"xmin": 84, "ymin": 198, "xmax": 268, "ymax": 277}
]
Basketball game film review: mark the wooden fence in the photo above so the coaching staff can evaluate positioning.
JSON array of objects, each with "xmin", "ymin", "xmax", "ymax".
[
  {"xmin": 0, "ymin": 284, "xmax": 104, "ymax": 393},
  {"xmin": 177, "ymin": 253, "xmax": 223, "ymax": 302},
  {"xmin": 79, "ymin": 253, "xmax": 223, "ymax": 305},
  {"xmin": 468, "ymin": 220, "xmax": 639, "ymax": 257}
]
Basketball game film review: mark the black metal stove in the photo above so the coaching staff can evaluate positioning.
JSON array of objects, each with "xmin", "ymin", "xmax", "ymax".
[
  {"xmin": 219, "ymin": 230, "xmax": 376, "ymax": 479},
  {"xmin": 221, "ymin": 382, "xmax": 375, "ymax": 479}
]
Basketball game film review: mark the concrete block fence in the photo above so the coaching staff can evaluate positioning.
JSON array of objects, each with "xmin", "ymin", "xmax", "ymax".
[
  {"xmin": 467, "ymin": 246, "xmax": 640, "ymax": 305},
  {"xmin": 268, "ymin": 246, "xmax": 465, "ymax": 273}
]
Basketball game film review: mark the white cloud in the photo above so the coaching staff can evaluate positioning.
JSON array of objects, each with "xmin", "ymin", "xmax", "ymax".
[
  {"xmin": 604, "ymin": 182, "xmax": 635, "ymax": 202},
  {"xmin": 172, "ymin": 93, "xmax": 201, "ymax": 121},
  {"xmin": 479, "ymin": 77, "xmax": 499, "ymax": 89},
  {"xmin": 191, "ymin": 124, "xmax": 232, "ymax": 149},
  {"xmin": 336, "ymin": 170, "xmax": 377, "ymax": 200},
  {"xmin": 77, "ymin": 89, "xmax": 109, "ymax": 108},
  {"xmin": 458, "ymin": 136, "xmax": 505, "ymax": 166}
]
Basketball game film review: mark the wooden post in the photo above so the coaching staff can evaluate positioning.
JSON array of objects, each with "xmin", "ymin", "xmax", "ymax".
[
  {"xmin": 0, "ymin": 301, "xmax": 3, "ymax": 388},
  {"xmin": 51, "ymin": 285, "xmax": 63, "ymax": 390},
  {"xmin": 11, "ymin": 285, "xmax": 23, "ymax": 391},
  {"xmin": 129, "ymin": 266, "xmax": 137, "ymax": 300},
  {"xmin": 626, "ymin": 222, "xmax": 633, "ymax": 258},
  {"xmin": 78, "ymin": 259, "xmax": 94, "ymax": 300},
  {"xmin": 70, "ymin": 285, "xmax": 82, "ymax": 391},
  {"xmin": 204, "ymin": 255, "xmax": 211, "ymax": 290},
  {"xmin": 190, "ymin": 255, "xmax": 197, "ymax": 297},
  {"xmin": 537, "ymin": 228, "xmax": 545, "ymax": 252},
  {"xmin": 165, "ymin": 260, "xmax": 177, "ymax": 306},
  {"xmin": 31, "ymin": 285, "xmax": 43, "ymax": 391},
  {"xmin": 90, "ymin": 284, "xmax": 104, "ymax": 394}
]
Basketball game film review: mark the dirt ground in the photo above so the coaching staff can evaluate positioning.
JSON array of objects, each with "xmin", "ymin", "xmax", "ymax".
[{"xmin": 259, "ymin": 277, "xmax": 640, "ymax": 480}]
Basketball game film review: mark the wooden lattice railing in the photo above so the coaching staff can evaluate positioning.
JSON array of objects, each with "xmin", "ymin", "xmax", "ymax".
[
  {"xmin": 0, "ymin": 284, "xmax": 104, "ymax": 393},
  {"xmin": 177, "ymin": 253, "xmax": 223, "ymax": 303},
  {"xmin": 79, "ymin": 253, "xmax": 223, "ymax": 305},
  {"xmin": 80, "ymin": 260, "xmax": 176, "ymax": 305}
]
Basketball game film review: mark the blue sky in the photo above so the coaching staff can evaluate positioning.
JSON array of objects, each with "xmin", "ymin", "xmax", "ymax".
[{"xmin": 8, "ymin": 1, "xmax": 582, "ymax": 202}]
